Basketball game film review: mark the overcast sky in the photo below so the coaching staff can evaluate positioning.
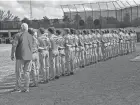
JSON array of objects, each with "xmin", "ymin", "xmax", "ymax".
[{"xmin": 0, "ymin": 0, "xmax": 139, "ymax": 20}]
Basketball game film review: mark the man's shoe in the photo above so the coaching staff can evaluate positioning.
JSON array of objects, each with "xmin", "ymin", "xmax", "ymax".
[
  {"xmin": 70, "ymin": 72, "xmax": 74, "ymax": 75},
  {"xmin": 49, "ymin": 77, "xmax": 55, "ymax": 81},
  {"xmin": 65, "ymin": 73, "xmax": 70, "ymax": 76},
  {"xmin": 81, "ymin": 65, "xmax": 85, "ymax": 68},
  {"xmin": 39, "ymin": 80, "xmax": 48, "ymax": 84},
  {"xmin": 55, "ymin": 76, "xmax": 59, "ymax": 79},
  {"xmin": 20, "ymin": 89, "xmax": 29, "ymax": 93},
  {"xmin": 30, "ymin": 83, "xmax": 39, "ymax": 87},
  {"xmin": 61, "ymin": 73, "xmax": 65, "ymax": 76},
  {"xmin": 11, "ymin": 88, "xmax": 21, "ymax": 92}
]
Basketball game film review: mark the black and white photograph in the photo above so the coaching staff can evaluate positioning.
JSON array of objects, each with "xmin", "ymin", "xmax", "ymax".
[{"xmin": 0, "ymin": 0, "xmax": 140, "ymax": 104}]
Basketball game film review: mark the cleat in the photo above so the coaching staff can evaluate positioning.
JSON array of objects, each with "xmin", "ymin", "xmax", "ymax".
[
  {"xmin": 55, "ymin": 76, "xmax": 59, "ymax": 79},
  {"xmin": 70, "ymin": 72, "xmax": 74, "ymax": 75}
]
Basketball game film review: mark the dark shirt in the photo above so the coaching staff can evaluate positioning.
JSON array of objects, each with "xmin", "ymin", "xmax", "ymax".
[{"xmin": 13, "ymin": 31, "xmax": 33, "ymax": 60}]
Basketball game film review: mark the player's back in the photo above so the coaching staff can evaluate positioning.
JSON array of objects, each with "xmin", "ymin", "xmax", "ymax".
[{"xmin": 49, "ymin": 34, "xmax": 59, "ymax": 53}]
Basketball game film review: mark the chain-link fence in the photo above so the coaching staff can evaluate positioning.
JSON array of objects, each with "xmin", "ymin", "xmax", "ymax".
[
  {"xmin": 0, "ymin": 0, "xmax": 140, "ymax": 30},
  {"xmin": 61, "ymin": 0, "xmax": 140, "ymax": 29}
]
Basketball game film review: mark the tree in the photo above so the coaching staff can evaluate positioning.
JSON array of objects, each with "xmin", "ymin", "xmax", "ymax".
[
  {"xmin": 32, "ymin": 19, "xmax": 38, "ymax": 22},
  {"xmin": 0, "ymin": 10, "xmax": 5, "ymax": 21},
  {"xmin": 0, "ymin": 10, "xmax": 14, "ymax": 21},
  {"xmin": 3, "ymin": 10, "xmax": 14, "ymax": 21},
  {"xmin": 121, "ymin": 12, "xmax": 131, "ymax": 27},
  {"xmin": 63, "ymin": 15, "xmax": 71, "ymax": 27},
  {"xmin": 43, "ymin": 16, "xmax": 50, "ymax": 25},
  {"xmin": 53, "ymin": 18, "xmax": 59, "ymax": 24},
  {"xmin": 94, "ymin": 19, "xmax": 100, "ymax": 28},
  {"xmin": 63, "ymin": 15, "xmax": 70, "ymax": 23},
  {"xmin": 131, "ymin": 18, "xmax": 140, "ymax": 27},
  {"xmin": 73, "ymin": 14, "xmax": 82, "ymax": 28},
  {"xmin": 123, "ymin": 12, "xmax": 130, "ymax": 23},
  {"xmin": 86, "ymin": 16, "xmax": 93, "ymax": 29},
  {"xmin": 13, "ymin": 16, "xmax": 20, "ymax": 21},
  {"xmin": 79, "ymin": 20, "xmax": 85, "ymax": 26},
  {"xmin": 107, "ymin": 17, "xmax": 119, "ymax": 24},
  {"xmin": 21, "ymin": 17, "xmax": 31, "ymax": 26},
  {"xmin": 74, "ymin": 14, "xmax": 82, "ymax": 24}
]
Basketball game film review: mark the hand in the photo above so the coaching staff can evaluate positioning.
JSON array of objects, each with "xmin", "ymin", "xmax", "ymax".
[
  {"xmin": 44, "ymin": 47, "xmax": 48, "ymax": 50},
  {"xmin": 58, "ymin": 47, "xmax": 61, "ymax": 50},
  {"xmin": 11, "ymin": 55, "xmax": 15, "ymax": 61}
]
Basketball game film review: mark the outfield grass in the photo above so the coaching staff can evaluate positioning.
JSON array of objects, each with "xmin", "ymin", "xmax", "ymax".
[
  {"xmin": 0, "ymin": 43, "xmax": 140, "ymax": 104},
  {"xmin": 0, "ymin": 43, "xmax": 139, "ymax": 91}
]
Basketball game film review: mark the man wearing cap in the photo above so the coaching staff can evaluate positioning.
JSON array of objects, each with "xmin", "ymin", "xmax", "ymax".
[
  {"xmin": 118, "ymin": 29, "xmax": 124, "ymax": 55},
  {"xmin": 112, "ymin": 30, "xmax": 118, "ymax": 57},
  {"xmin": 87, "ymin": 30, "xmax": 93, "ymax": 64},
  {"xmin": 125, "ymin": 30, "xmax": 131, "ymax": 54},
  {"xmin": 48, "ymin": 27, "xmax": 60, "ymax": 79},
  {"xmin": 130, "ymin": 30, "xmax": 136, "ymax": 52},
  {"xmin": 71, "ymin": 28, "xmax": 79, "ymax": 71},
  {"xmin": 64, "ymin": 28, "xmax": 74, "ymax": 75},
  {"xmin": 133, "ymin": 31, "xmax": 137, "ymax": 51},
  {"xmin": 77, "ymin": 30, "xmax": 85, "ymax": 68},
  {"xmin": 96, "ymin": 30, "xmax": 103, "ymax": 61},
  {"xmin": 38, "ymin": 27, "xmax": 50, "ymax": 83},
  {"xmin": 83, "ymin": 30, "xmax": 90, "ymax": 65},
  {"xmin": 109, "ymin": 30, "xmax": 114, "ymax": 58},
  {"xmin": 56, "ymin": 29, "xmax": 66, "ymax": 76},
  {"xmin": 28, "ymin": 28, "xmax": 40, "ymax": 87},
  {"xmin": 11, "ymin": 23, "xmax": 32, "ymax": 92},
  {"xmin": 91, "ymin": 30, "xmax": 98, "ymax": 63},
  {"xmin": 101, "ymin": 30, "xmax": 107, "ymax": 61}
]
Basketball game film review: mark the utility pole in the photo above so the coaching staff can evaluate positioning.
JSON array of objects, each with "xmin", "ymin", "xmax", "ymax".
[{"xmin": 30, "ymin": 0, "xmax": 32, "ymax": 20}]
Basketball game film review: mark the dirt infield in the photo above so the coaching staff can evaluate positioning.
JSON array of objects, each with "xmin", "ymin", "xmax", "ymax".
[{"xmin": 0, "ymin": 44, "xmax": 140, "ymax": 105}]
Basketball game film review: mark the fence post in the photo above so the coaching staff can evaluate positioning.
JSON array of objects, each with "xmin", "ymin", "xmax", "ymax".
[
  {"xmin": 120, "ymin": 1, "xmax": 127, "ymax": 20},
  {"xmin": 115, "ymin": 1, "xmax": 123, "ymax": 22},
  {"xmin": 90, "ymin": 3, "xmax": 94, "ymax": 29},
  {"xmin": 61, "ymin": 5, "xmax": 65, "ymax": 15},
  {"xmin": 67, "ymin": 5, "xmax": 72, "ymax": 28},
  {"xmin": 106, "ymin": 2, "xmax": 109, "ymax": 19},
  {"xmin": 126, "ymin": 1, "xmax": 132, "ymax": 24},
  {"xmin": 0, "ymin": 21, "xmax": 1, "ymax": 30},
  {"xmin": 112, "ymin": 1, "xmax": 117, "ymax": 21},
  {"xmin": 82, "ymin": 4, "xmax": 87, "ymax": 29},
  {"xmin": 74, "ymin": 4, "xmax": 79, "ymax": 29},
  {"xmin": 98, "ymin": 2, "xmax": 102, "ymax": 29},
  {"xmin": 133, "ymin": 0, "xmax": 139, "ymax": 20},
  {"xmin": 60, "ymin": 5, "xmax": 65, "ymax": 28}
]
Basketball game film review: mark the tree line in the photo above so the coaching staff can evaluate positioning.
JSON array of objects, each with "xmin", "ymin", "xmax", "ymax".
[
  {"xmin": 1, "ymin": 9, "xmax": 140, "ymax": 29},
  {"xmin": 20, "ymin": 12, "xmax": 140, "ymax": 29},
  {"xmin": 0, "ymin": 10, "xmax": 20, "ymax": 21}
]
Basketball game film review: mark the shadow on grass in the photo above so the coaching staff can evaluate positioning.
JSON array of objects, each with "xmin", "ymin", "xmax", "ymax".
[
  {"xmin": 0, "ymin": 73, "xmax": 15, "ymax": 87},
  {"xmin": 0, "ymin": 73, "xmax": 15, "ymax": 94}
]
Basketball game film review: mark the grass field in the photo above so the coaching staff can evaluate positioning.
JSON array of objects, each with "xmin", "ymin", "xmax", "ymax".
[
  {"xmin": 1, "ymin": 43, "xmax": 140, "ymax": 104},
  {"xmin": 0, "ymin": 44, "xmax": 14, "ymax": 83}
]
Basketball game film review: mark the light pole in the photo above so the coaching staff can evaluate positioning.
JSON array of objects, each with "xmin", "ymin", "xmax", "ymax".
[{"xmin": 30, "ymin": 0, "xmax": 32, "ymax": 20}]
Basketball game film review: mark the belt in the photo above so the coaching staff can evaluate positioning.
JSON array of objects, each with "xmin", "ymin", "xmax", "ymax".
[
  {"xmin": 39, "ymin": 49, "xmax": 48, "ymax": 53},
  {"xmin": 58, "ymin": 48, "xmax": 65, "ymax": 50},
  {"xmin": 33, "ymin": 50, "xmax": 38, "ymax": 53}
]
